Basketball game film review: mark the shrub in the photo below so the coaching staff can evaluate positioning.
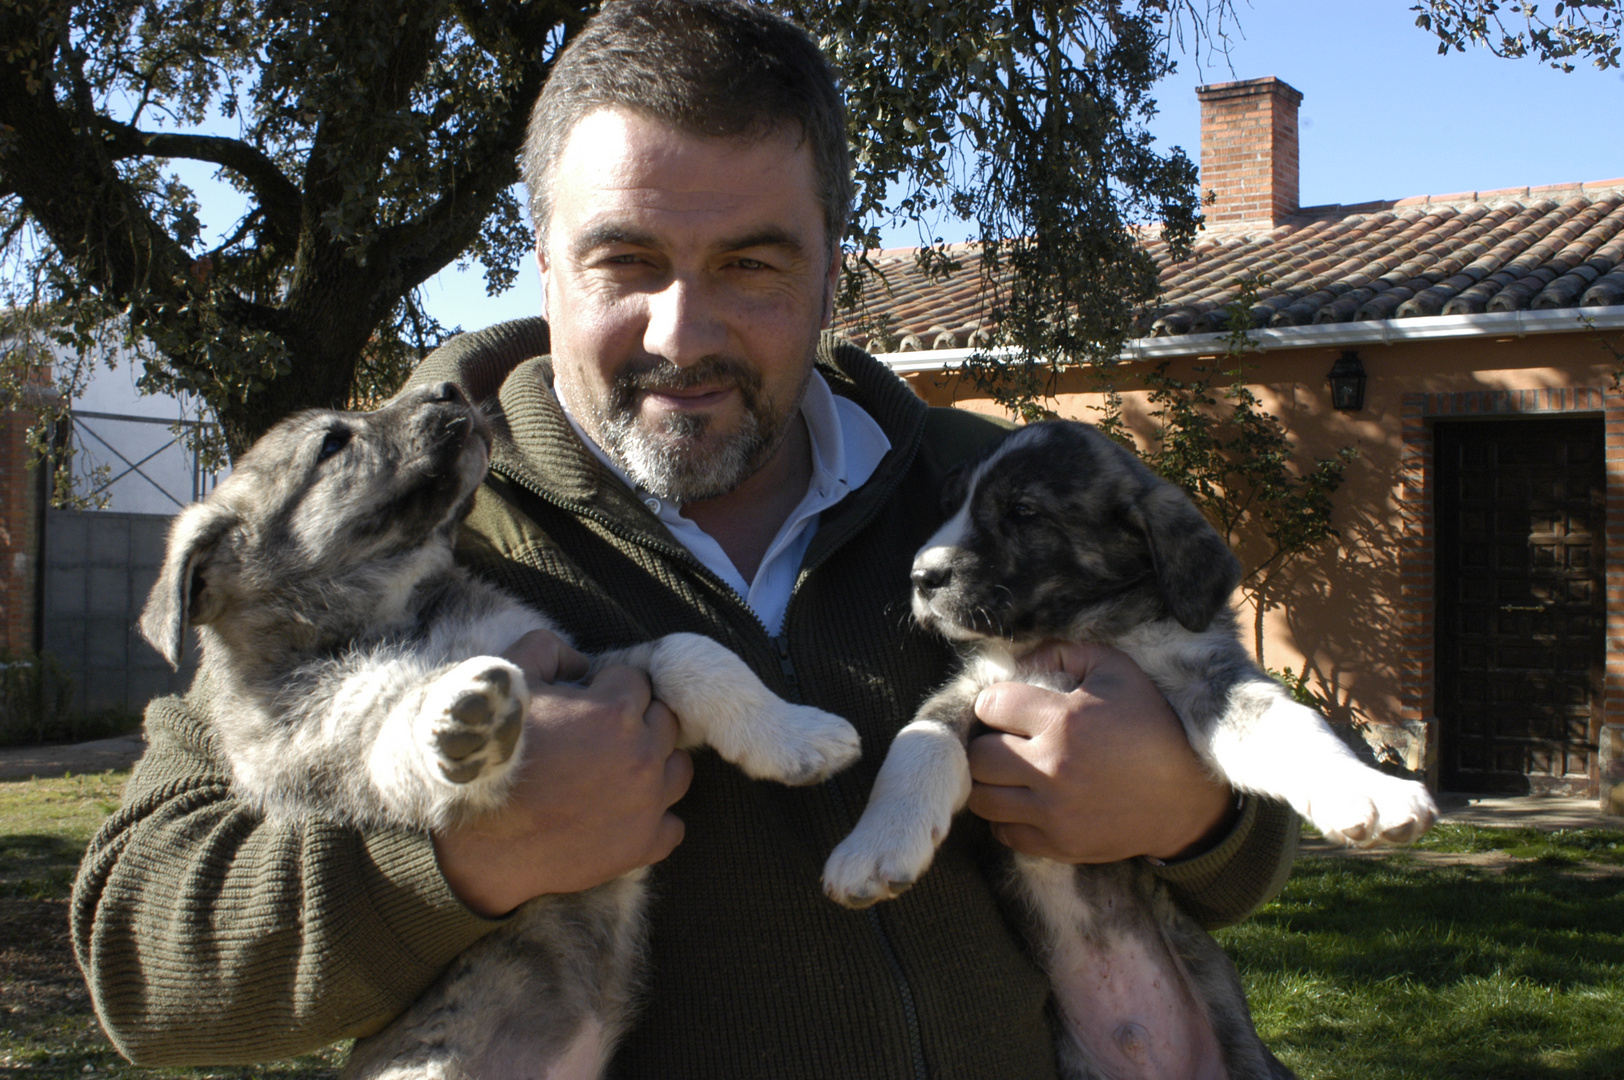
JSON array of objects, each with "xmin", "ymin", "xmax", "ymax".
[{"xmin": 0, "ymin": 648, "xmax": 136, "ymax": 747}]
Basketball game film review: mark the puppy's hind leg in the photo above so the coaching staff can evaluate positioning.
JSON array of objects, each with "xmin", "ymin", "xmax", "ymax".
[{"xmin": 601, "ymin": 634, "xmax": 860, "ymax": 786}]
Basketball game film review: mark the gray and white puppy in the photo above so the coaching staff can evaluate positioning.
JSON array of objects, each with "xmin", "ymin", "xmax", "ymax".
[
  {"xmin": 140, "ymin": 383, "xmax": 861, "ymax": 1080},
  {"xmin": 823, "ymin": 420, "xmax": 1436, "ymax": 1080}
]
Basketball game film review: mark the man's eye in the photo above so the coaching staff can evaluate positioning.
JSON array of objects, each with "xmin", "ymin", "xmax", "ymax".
[
  {"xmin": 734, "ymin": 257, "xmax": 767, "ymax": 270},
  {"xmin": 317, "ymin": 430, "xmax": 351, "ymax": 463}
]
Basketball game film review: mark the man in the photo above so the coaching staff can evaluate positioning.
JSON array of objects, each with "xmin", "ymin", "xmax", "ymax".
[{"xmin": 73, "ymin": 2, "xmax": 1297, "ymax": 1076}]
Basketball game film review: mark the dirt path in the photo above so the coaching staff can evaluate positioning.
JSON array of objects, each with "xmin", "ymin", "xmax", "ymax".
[{"xmin": 0, "ymin": 733, "xmax": 146, "ymax": 781}]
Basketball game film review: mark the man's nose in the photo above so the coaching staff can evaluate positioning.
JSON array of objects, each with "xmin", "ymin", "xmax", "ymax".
[{"xmin": 643, "ymin": 275, "xmax": 728, "ymax": 367}]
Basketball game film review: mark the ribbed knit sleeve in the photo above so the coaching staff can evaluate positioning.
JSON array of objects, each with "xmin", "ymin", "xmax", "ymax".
[
  {"xmin": 70, "ymin": 691, "xmax": 504, "ymax": 1066},
  {"xmin": 1150, "ymin": 795, "xmax": 1300, "ymax": 930}
]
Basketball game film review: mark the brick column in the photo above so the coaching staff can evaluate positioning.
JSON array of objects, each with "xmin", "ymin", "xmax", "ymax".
[
  {"xmin": 1395, "ymin": 393, "xmax": 1438, "ymax": 783},
  {"xmin": 0, "ymin": 371, "xmax": 52, "ymax": 656},
  {"xmin": 1604, "ymin": 386, "xmax": 1624, "ymax": 814}
]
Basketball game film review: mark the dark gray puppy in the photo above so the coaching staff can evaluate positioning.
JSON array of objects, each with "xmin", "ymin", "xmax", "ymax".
[
  {"xmin": 141, "ymin": 383, "xmax": 860, "ymax": 1080},
  {"xmin": 823, "ymin": 420, "xmax": 1435, "ymax": 1080}
]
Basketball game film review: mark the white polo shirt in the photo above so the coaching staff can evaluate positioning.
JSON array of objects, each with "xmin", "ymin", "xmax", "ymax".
[{"xmin": 560, "ymin": 371, "xmax": 892, "ymax": 636}]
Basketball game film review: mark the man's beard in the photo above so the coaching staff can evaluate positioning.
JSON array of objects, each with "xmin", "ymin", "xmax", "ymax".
[{"xmin": 589, "ymin": 354, "xmax": 810, "ymax": 502}]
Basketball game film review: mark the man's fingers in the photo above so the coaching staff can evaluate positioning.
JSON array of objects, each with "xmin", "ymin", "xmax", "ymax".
[
  {"xmin": 648, "ymin": 811, "xmax": 687, "ymax": 865},
  {"xmin": 663, "ymin": 746, "xmax": 694, "ymax": 805},
  {"xmin": 1024, "ymin": 640, "xmax": 1118, "ymax": 683},
  {"xmin": 975, "ymin": 680, "xmax": 1067, "ymax": 737},
  {"xmin": 583, "ymin": 663, "xmax": 655, "ymax": 716},
  {"xmin": 643, "ymin": 698, "xmax": 682, "ymax": 755},
  {"xmin": 966, "ymin": 730, "xmax": 1040, "ymax": 787},
  {"xmin": 501, "ymin": 628, "xmax": 591, "ymax": 687},
  {"xmin": 965, "ymin": 779, "xmax": 1044, "ymax": 825},
  {"xmin": 554, "ymin": 644, "xmax": 591, "ymax": 682}
]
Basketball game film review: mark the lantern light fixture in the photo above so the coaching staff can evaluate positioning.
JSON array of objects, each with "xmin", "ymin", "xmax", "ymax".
[{"xmin": 1328, "ymin": 350, "xmax": 1367, "ymax": 411}]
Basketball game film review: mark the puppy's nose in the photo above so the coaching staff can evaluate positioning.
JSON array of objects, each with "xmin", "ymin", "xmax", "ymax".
[{"xmin": 911, "ymin": 565, "xmax": 951, "ymax": 595}]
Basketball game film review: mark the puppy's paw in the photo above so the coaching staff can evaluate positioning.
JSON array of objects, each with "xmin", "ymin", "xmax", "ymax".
[
  {"xmin": 725, "ymin": 703, "xmax": 861, "ymax": 786},
  {"xmin": 423, "ymin": 658, "xmax": 528, "ymax": 786},
  {"xmin": 822, "ymin": 802, "xmax": 948, "ymax": 908},
  {"xmin": 1306, "ymin": 771, "xmax": 1438, "ymax": 847}
]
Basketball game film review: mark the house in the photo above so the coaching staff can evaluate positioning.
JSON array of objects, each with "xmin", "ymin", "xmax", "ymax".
[{"xmin": 834, "ymin": 76, "xmax": 1624, "ymax": 813}]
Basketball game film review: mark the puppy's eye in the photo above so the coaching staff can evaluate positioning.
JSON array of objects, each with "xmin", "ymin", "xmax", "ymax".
[
  {"xmin": 317, "ymin": 430, "xmax": 351, "ymax": 463},
  {"xmin": 1007, "ymin": 501, "xmax": 1038, "ymax": 520}
]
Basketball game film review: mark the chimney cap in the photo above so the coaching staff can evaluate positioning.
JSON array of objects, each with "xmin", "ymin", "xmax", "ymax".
[{"xmin": 1195, "ymin": 75, "xmax": 1303, "ymax": 106}]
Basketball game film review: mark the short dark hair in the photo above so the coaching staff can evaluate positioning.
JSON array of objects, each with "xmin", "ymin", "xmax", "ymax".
[{"xmin": 522, "ymin": 0, "xmax": 852, "ymax": 258}]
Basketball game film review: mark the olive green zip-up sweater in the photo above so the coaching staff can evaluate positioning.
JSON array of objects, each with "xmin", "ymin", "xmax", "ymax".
[{"xmin": 72, "ymin": 319, "xmax": 1298, "ymax": 1079}]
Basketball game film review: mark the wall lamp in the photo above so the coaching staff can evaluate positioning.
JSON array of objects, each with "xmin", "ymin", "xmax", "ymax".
[{"xmin": 1328, "ymin": 350, "xmax": 1367, "ymax": 411}]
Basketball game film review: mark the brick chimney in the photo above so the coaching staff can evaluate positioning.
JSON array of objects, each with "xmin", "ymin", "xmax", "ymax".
[{"xmin": 1196, "ymin": 76, "xmax": 1302, "ymax": 229}]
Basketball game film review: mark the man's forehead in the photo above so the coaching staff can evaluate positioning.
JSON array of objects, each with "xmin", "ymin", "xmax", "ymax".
[{"xmin": 551, "ymin": 108, "xmax": 822, "ymax": 244}]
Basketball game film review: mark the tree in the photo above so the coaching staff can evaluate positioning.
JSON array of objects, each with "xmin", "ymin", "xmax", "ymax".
[
  {"xmin": 0, "ymin": 0, "xmax": 1226, "ymax": 465},
  {"xmin": 1412, "ymin": 0, "xmax": 1621, "ymax": 71},
  {"xmin": 1092, "ymin": 280, "xmax": 1358, "ymax": 667},
  {"xmin": 0, "ymin": 0, "xmax": 572, "ymax": 459}
]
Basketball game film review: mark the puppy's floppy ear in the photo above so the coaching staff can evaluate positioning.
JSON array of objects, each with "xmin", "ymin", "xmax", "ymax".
[
  {"xmin": 939, "ymin": 459, "xmax": 974, "ymax": 517},
  {"xmin": 139, "ymin": 502, "xmax": 238, "ymax": 668},
  {"xmin": 1129, "ymin": 482, "xmax": 1241, "ymax": 632}
]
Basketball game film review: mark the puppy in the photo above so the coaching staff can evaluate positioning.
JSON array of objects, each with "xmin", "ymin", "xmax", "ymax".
[
  {"xmin": 140, "ymin": 382, "xmax": 860, "ymax": 1080},
  {"xmin": 822, "ymin": 420, "xmax": 1436, "ymax": 1080}
]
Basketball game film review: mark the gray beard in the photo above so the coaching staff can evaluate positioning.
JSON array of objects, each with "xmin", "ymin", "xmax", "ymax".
[{"xmin": 588, "ymin": 356, "xmax": 809, "ymax": 503}]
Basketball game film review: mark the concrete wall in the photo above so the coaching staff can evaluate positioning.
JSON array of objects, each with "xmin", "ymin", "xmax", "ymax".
[{"xmin": 42, "ymin": 509, "xmax": 191, "ymax": 717}]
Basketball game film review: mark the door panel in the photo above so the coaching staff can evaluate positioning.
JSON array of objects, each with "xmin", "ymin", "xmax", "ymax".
[{"xmin": 1435, "ymin": 418, "xmax": 1603, "ymax": 794}]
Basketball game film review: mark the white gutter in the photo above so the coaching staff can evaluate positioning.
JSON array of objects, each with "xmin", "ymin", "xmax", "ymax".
[{"xmin": 872, "ymin": 306, "xmax": 1624, "ymax": 374}]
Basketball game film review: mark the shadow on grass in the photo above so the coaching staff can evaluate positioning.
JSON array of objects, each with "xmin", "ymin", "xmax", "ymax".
[
  {"xmin": 0, "ymin": 832, "xmax": 89, "ymax": 900},
  {"xmin": 1220, "ymin": 856, "xmax": 1624, "ymax": 1080}
]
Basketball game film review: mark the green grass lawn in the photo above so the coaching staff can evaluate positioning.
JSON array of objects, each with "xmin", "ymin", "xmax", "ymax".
[
  {"xmin": 1220, "ymin": 822, "xmax": 1624, "ymax": 1080},
  {"xmin": 4, "ymin": 772, "xmax": 1621, "ymax": 1079}
]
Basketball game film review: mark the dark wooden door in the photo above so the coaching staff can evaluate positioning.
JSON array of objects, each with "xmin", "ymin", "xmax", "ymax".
[{"xmin": 1435, "ymin": 418, "xmax": 1604, "ymax": 794}]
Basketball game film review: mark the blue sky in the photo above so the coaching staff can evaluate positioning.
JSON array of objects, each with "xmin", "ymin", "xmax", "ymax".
[{"xmin": 220, "ymin": 1, "xmax": 1624, "ymax": 335}]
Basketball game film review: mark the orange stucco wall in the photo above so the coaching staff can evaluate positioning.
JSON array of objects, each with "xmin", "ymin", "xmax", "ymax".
[{"xmin": 900, "ymin": 328, "xmax": 1624, "ymax": 794}]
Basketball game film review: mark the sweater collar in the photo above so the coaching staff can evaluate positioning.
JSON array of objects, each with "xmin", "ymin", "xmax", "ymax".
[{"xmin": 405, "ymin": 319, "xmax": 931, "ymax": 550}]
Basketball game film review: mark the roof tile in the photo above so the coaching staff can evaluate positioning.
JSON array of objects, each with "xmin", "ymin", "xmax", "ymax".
[{"xmin": 835, "ymin": 180, "xmax": 1624, "ymax": 346}]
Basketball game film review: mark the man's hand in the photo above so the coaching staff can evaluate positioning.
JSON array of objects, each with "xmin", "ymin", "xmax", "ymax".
[
  {"xmin": 432, "ymin": 629, "xmax": 693, "ymax": 917},
  {"xmin": 966, "ymin": 642, "xmax": 1235, "ymax": 864}
]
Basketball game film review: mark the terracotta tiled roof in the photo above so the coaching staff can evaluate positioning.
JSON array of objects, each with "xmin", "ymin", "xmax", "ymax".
[{"xmin": 832, "ymin": 179, "xmax": 1624, "ymax": 351}]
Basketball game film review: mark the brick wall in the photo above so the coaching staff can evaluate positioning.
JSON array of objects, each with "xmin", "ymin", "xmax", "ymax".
[
  {"xmin": 1196, "ymin": 76, "xmax": 1302, "ymax": 230},
  {"xmin": 1, "ymin": 371, "xmax": 52, "ymax": 656}
]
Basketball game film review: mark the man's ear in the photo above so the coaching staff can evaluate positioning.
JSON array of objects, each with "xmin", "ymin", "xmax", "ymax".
[
  {"xmin": 535, "ymin": 243, "xmax": 551, "ymax": 322},
  {"xmin": 820, "ymin": 250, "xmax": 841, "ymax": 328},
  {"xmin": 1129, "ymin": 482, "xmax": 1241, "ymax": 633},
  {"xmin": 139, "ymin": 502, "xmax": 239, "ymax": 668}
]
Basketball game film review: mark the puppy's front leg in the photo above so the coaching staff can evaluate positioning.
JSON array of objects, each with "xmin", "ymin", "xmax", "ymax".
[
  {"xmin": 364, "ymin": 655, "xmax": 530, "ymax": 828},
  {"xmin": 599, "ymin": 633, "xmax": 860, "ymax": 786},
  {"xmin": 822, "ymin": 676, "xmax": 978, "ymax": 908}
]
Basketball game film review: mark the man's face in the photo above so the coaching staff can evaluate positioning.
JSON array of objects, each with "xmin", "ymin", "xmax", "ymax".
[{"xmin": 537, "ymin": 107, "xmax": 839, "ymax": 502}]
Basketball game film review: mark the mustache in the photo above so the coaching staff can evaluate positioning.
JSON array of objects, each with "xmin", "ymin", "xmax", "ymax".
[{"xmin": 611, "ymin": 356, "xmax": 764, "ymax": 399}]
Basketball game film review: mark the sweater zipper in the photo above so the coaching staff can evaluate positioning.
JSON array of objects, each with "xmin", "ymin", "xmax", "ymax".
[
  {"xmin": 771, "ymin": 633, "xmax": 930, "ymax": 1080},
  {"xmin": 495, "ymin": 465, "xmax": 933, "ymax": 1079}
]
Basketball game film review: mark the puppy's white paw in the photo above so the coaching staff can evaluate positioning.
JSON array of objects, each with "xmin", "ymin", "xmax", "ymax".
[
  {"xmin": 822, "ymin": 801, "xmax": 948, "ymax": 908},
  {"xmin": 725, "ymin": 703, "xmax": 861, "ymax": 786},
  {"xmin": 1306, "ymin": 771, "xmax": 1438, "ymax": 847},
  {"xmin": 422, "ymin": 657, "xmax": 529, "ymax": 787}
]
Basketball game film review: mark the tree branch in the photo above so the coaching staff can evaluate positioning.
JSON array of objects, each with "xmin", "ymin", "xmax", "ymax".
[{"xmin": 95, "ymin": 119, "xmax": 302, "ymax": 245}]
